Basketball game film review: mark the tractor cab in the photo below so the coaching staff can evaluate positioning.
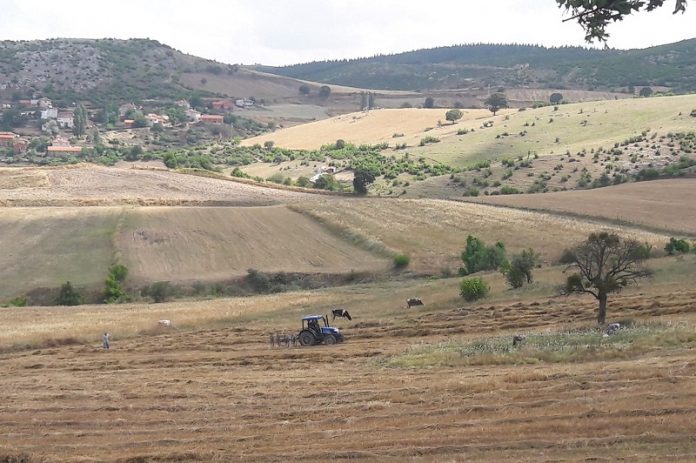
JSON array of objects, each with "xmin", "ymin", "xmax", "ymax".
[{"xmin": 299, "ymin": 315, "xmax": 343, "ymax": 346}]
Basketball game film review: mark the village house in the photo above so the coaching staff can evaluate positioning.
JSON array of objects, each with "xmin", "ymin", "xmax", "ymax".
[
  {"xmin": 56, "ymin": 111, "xmax": 74, "ymax": 129},
  {"xmin": 0, "ymin": 131, "xmax": 17, "ymax": 147},
  {"xmin": 235, "ymin": 98, "xmax": 254, "ymax": 108},
  {"xmin": 0, "ymin": 132, "xmax": 30, "ymax": 154},
  {"xmin": 123, "ymin": 119, "xmax": 135, "ymax": 129},
  {"xmin": 41, "ymin": 107, "xmax": 58, "ymax": 120},
  {"xmin": 199, "ymin": 114, "xmax": 224, "ymax": 124},
  {"xmin": 47, "ymin": 146, "xmax": 83, "ymax": 155},
  {"xmin": 185, "ymin": 108, "xmax": 201, "ymax": 123},
  {"xmin": 211, "ymin": 100, "xmax": 234, "ymax": 111},
  {"xmin": 176, "ymin": 99, "xmax": 191, "ymax": 109},
  {"xmin": 146, "ymin": 113, "xmax": 170, "ymax": 126}
]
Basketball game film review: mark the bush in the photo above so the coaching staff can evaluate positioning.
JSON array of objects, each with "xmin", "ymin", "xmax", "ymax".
[
  {"xmin": 393, "ymin": 254, "xmax": 411, "ymax": 269},
  {"xmin": 104, "ymin": 264, "xmax": 128, "ymax": 304},
  {"xmin": 460, "ymin": 277, "xmax": 489, "ymax": 301},
  {"xmin": 460, "ymin": 235, "xmax": 508, "ymax": 275},
  {"xmin": 665, "ymin": 237, "xmax": 690, "ymax": 255},
  {"xmin": 56, "ymin": 281, "xmax": 82, "ymax": 306},
  {"xmin": 145, "ymin": 281, "xmax": 171, "ymax": 303},
  {"xmin": 295, "ymin": 176, "xmax": 310, "ymax": 187},
  {"xmin": 558, "ymin": 248, "xmax": 576, "ymax": 264},
  {"xmin": 8, "ymin": 295, "xmax": 27, "ymax": 307},
  {"xmin": 503, "ymin": 249, "xmax": 539, "ymax": 289}
]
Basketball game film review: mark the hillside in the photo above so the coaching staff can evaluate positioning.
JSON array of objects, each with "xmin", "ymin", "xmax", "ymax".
[
  {"xmin": 243, "ymin": 94, "xmax": 696, "ymax": 166},
  {"xmin": 0, "ymin": 38, "xmax": 374, "ymax": 107},
  {"xmin": 258, "ymin": 39, "xmax": 696, "ymax": 93}
]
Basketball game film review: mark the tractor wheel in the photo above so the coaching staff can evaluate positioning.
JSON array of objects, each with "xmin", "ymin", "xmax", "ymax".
[
  {"xmin": 299, "ymin": 331, "xmax": 315, "ymax": 346},
  {"xmin": 324, "ymin": 334, "xmax": 337, "ymax": 345}
]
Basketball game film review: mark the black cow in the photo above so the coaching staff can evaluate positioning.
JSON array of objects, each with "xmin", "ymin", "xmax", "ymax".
[
  {"xmin": 512, "ymin": 334, "xmax": 526, "ymax": 347},
  {"xmin": 406, "ymin": 298, "xmax": 424, "ymax": 308},
  {"xmin": 331, "ymin": 308, "xmax": 352, "ymax": 321}
]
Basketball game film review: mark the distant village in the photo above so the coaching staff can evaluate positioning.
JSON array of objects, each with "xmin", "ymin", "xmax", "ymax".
[{"xmin": 0, "ymin": 94, "xmax": 258, "ymax": 158}]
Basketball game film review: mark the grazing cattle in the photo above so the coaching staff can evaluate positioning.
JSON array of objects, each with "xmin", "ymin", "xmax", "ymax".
[
  {"xmin": 512, "ymin": 334, "xmax": 526, "ymax": 347},
  {"xmin": 406, "ymin": 298, "xmax": 424, "ymax": 308},
  {"xmin": 158, "ymin": 319, "xmax": 172, "ymax": 328},
  {"xmin": 332, "ymin": 308, "xmax": 352, "ymax": 321},
  {"xmin": 606, "ymin": 323, "xmax": 621, "ymax": 335}
]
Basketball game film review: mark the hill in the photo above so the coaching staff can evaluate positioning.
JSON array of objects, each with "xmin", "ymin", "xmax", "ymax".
[
  {"xmin": 258, "ymin": 39, "xmax": 696, "ymax": 93},
  {"xmin": 0, "ymin": 38, "xmax": 377, "ymax": 107},
  {"xmin": 243, "ymin": 94, "xmax": 696, "ymax": 166}
]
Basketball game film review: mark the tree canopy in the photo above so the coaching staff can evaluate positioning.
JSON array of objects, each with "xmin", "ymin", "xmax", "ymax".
[
  {"xmin": 562, "ymin": 232, "xmax": 651, "ymax": 324},
  {"xmin": 557, "ymin": 0, "xmax": 688, "ymax": 42},
  {"xmin": 484, "ymin": 93, "xmax": 508, "ymax": 116}
]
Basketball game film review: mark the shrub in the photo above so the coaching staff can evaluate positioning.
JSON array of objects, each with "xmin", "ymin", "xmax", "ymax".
[
  {"xmin": 503, "ymin": 249, "xmax": 539, "ymax": 289},
  {"xmin": 145, "ymin": 281, "xmax": 171, "ymax": 303},
  {"xmin": 56, "ymin": 281, "xmax": 82, "ymax": 306},
  {"xmin": 558, "ymin": 248, "xmax": 576, "ymax": 264},
  {"xmin": 419, "ymin": 135, "xmax": 440, "ymax": 146},
  {"xmin": 460, "ymin": 235, "xmax": 508, "ymax": 275},
  {"xmin": 665, "ymin": 237, "xmax": 690, "ymax": 255},
  {"xmin": 460, "ymin": 277, "xmax": 489, "ymax": 301},
  {"xmin": 295, "ymin": 176, "xmax": 310, "ymax": 187},
  {"xmin": 104, "ymin": 264, "xmax": 128, "ymax": 304},
  {"xmin": 393, "ymin": 254, "xmax": 411, "ymax": 269},
  {"xmin": 8, "ymin": 295, "xmax": 27, "ymax": 307}
]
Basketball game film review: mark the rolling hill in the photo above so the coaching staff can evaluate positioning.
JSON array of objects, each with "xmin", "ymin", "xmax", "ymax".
[{"xmin": 258, "ymin": 39, "xmax": 696, "ymax": 93}]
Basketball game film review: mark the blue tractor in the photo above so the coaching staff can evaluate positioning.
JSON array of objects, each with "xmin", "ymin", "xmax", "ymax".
[{"xmin": 298, "ymin": 315, "xmax": 343, "ymax": 346}]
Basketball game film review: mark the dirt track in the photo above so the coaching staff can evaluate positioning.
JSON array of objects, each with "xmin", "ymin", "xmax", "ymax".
[{"xmin": 2, "ymin": 289, "xmax": 695, "ymax": 462}]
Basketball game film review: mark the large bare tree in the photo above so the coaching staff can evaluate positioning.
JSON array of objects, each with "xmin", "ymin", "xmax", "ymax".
[{"xmin": 562, "ymin": 232, "xmax": 652, "ymax": 324}]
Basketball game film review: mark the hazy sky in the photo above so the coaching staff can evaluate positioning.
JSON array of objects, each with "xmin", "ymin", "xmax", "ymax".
[{"xmin": 1, "ymin": 0, "xmax": 694, "ymax": 66}]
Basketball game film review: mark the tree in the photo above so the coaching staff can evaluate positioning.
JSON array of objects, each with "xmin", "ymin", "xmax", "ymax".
[
  {"xmin": 639, "ymin": 86, "xmax": 653, "ymax": 97},
  {"xmin": 360, "ymin": 92, "xmax": 368, "ymax": 110},
  {"xmin": 549, "ymin": 92, "xmax": 564, "ymax": 104},
  {"xmin": 445, "ymin": 109, "xmax": 463, "ymax": 124},
  {"xmin": 424, "ymin": 96, "xmax": 435, "ymax": 108},
  {"xmin": 1, "ymin": 108, "xmax": 25, "ymax": 130},
  {"xmin": 73, "ymin": 104, "xmax": 88, "ymax": 137},
  {"xmin": 352, "ymin": 169, "xmax": 376, "ymax": 195},
  {"xmin": 299, "ymin": 84, "xmax": 310, "ymax": 95},
  {"xmin": 56, "ymin": 281, "xmax": 82, "ymax": 306},
  {"xmin": 460, "ymin": 235, "xmax": 508, "ymax": 275},
  {"xmin": 484, "ymin": 93, "xmax": 508, "ymax": 116},
  {"xmin": 319, "ymin": 85, "xmax": 331, "ymax": 98},
  {"xmin": 562, "ymin": 232, "xmax": 651, "ymax": 324},
  {"xmin": 146, "ymin": 281, "xmax": 171, "ymax": 303},
  {"xmin": 557, "ymin": 0, "xmax": 688, "ymax": 42},
  {"xmin": 368, "ymin": 92, "xmax": 375, "ymax": 109},
  {"xmin": 504, "ymin": 249, "xmax": 539, "ymax": 289},
  {"xmin": 313, "ymin": 174, "xmax": 340, "ymax": 191},
  {"xmin": 104, "ymin": 264, "xmax": 129, "ymax": 303}
]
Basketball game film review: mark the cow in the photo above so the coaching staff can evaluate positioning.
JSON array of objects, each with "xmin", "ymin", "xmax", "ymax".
[
  {"xmin": 406, "ymin": 298, "xmax": 424, "ymax": 308},
  {"xmin": 512, "ymin": 334, "xmax": 526, "ymax": 347},
  {"xmin": 331, "ymin": 308, "xmax": 352, "ymax": 321},
  {"xmin": 158, "ymin": 319, "xmax": 172, "ymax": 328},
  {"xmin": 606, "ymin": 323, "xmax": 621, "ymax": 335}
]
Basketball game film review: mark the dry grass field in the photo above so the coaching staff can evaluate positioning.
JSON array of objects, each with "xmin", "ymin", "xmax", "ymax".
[
  {"xmin": 0, "ymin": 165, "xmax": 313, "ymax": 206},
  {"xmin": 242, "ymin": 108, "xmax": 507, "ymax": 150},
  {"xmin": 470, "ymin": 178, "xmax": 696, "ymax": 236},
  {"xmin": 116, "ymin": 205, "xmax": 388, "ymax": 283},
  {"xmin": 293, "ymin": 198, "xmax": 673, "ymax": 272},
  {"xmin": 0, "ymin": 205, "xmax": 389, "ymax": 298},
  {"xmin": 1, "ymin": 256, "xmax": 695, "ymax": 462}
]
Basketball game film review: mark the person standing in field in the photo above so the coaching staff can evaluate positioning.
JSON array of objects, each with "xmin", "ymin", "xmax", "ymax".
[{"xmin": 102, "ymin": 332, "xmax": 111, "ymax": 350}]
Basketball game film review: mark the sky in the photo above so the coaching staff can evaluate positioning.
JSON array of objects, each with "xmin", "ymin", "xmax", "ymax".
[{"xmin": 0, "ymin": 0, "xmax": 694, "ymax": 66}]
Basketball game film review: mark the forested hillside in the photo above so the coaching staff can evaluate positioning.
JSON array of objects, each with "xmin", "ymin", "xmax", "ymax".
[{"xmin": 258, "ymin": 39, "xmax": 696, "ymax": 92}]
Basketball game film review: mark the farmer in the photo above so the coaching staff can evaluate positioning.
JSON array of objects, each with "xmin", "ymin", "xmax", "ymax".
[{"xmin": 102, "ymin": 332, "xmax": 111, "ymax": 350}]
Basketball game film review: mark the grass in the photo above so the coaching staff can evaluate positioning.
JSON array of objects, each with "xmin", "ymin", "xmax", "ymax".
[{"xmin": 384, "ymin": 321, "xmax": 696, "ymax": 368}]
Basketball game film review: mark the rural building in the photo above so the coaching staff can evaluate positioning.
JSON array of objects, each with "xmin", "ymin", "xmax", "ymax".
[
  {"xmin": 176, "ymin": 99, "xmax": 191, "ymax": 109},
  {"xmin": 200, "ymin": 114, "xmax": 224, "ymax": 124},
  {"xmin": 123, "ymin": 119, "xmax": 135, "ymax": 129},
  {"xmin": 235, "ymin": 98, "xmax": 254, "ymax": 108},
  {"xmin": 185, "ymin": 109, "xmax": 201, "ymax": 122},
  {"xmin": 41, "ymin": 108, "xmax": 58, "ymax": 120},
  {"xmin": 211, "ymin": 100, "xmax": 234, "ymax": 110},
  {"xmin": 0, "ymin": 132, "xmax": 17, "ymax": 147},
  {"xmin": 0, "ymin": 132, "xmax": 29, "ymax": 153},
  {"xmin": 146, "ymin": 113, "xmax": 170, "ymax": 125},
  {"xmin": 47, "ymin": 146, "xmax": 83, "ymax": 155},
  {"xmin": 13, "ymin": 138, "xmax": 29, "ymax": 153},
  {"xmin": 57, "ymin": 111, "xmax": 74, "ymax": 129}
]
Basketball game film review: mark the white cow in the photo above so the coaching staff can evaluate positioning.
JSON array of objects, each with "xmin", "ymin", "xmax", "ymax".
[{"xmin": 158, "ymin": 319, "xmax": 172, "ymax": 328}]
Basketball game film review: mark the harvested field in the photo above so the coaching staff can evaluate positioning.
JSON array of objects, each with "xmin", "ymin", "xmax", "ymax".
[
  {"xmin": 117, "ymin": 205, "xmax": 388, "ymax": 283},
  {"xmin": 0, "ymin": 205, "xmax": 389, "ymax": 298},
  {"xmin": 242, "ymin": 108, "xmax": 505, "ymax": 150},
  {"xmin": 0, "ymin": 164, "xmax": 314, "ymax": 206},
  {"xmin": 470, "ymin": 178, "xmax": 696, "ymax": 236},
  {"xmin": 293, "ymin": 198, "xmax": 673, "ymax": 272},
  {"xmin": 2, "ymin": 257, "xmax": 696, "ymax": 462}
]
